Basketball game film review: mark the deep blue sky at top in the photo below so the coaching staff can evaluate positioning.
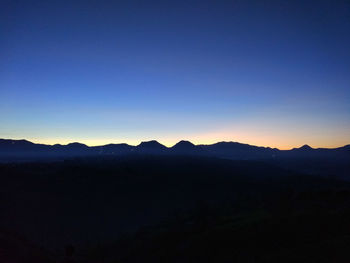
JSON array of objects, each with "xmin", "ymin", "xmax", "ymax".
[{"xmin": 1, "ymin": 0, "xmax": 349, "ymax": 148}]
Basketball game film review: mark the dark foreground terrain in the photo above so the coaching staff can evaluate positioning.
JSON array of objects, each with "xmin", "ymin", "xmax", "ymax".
[{"xmin": 1, "ymin": 155, "xmax": 350, "ymax": 262}]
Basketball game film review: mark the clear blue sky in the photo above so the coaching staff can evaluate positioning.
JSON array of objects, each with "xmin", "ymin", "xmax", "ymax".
[{"xmin": 1, "ymin": 0, "xmax": 349, "ymax": 148}]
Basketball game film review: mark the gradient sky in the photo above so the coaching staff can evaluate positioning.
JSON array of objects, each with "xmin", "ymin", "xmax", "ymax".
[{"xmin": 1, "ymin": 0, "xmax": 349, "ymax": 149}]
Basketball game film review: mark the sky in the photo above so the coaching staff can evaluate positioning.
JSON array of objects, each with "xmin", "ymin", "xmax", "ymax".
[{"xmin": 1, "ymin": 0, "xmax": 349, "ymax": 149}]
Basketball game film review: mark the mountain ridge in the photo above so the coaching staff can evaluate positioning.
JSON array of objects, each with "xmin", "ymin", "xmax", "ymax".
[
  {"xmin": 0, "ymin": 138, "xmax": 349, "ymax": 161},
  {"xmin": 1, "ymin": 138, "xmax": 347, "ymax": 150}
]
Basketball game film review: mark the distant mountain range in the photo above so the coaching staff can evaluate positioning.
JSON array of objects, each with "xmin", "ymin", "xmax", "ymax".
[{"xmin": 0, "ymin": 138, "xmax": 349, "ymax": 161}]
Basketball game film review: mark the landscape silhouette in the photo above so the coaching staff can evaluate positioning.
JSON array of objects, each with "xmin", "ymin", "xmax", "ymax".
[
  {"xmin": 2, "ymin": 0, "xmax": 350, "ymax": 262},
  {"xmin": 1, "ymin": 138, "xmax": 350, "ymax": 262}
]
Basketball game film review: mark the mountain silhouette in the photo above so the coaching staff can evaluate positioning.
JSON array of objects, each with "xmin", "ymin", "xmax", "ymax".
[
  {"xmin": 200, "ymin": 141, "xmax": 278, "ymax": 159},
  {"xmin": 0, "ymin": 138, "xmax": 349, "ymax": 162},
  {"xmin": 93, "ymin": 143, "xmax": 133, "ymax": 155},
  {"xmin": 170, "ymin": 140, "xmax": 203, "ymax": 155},
  {"xmin": 292, "ymin": 144, "xmax": 313, "ymax": 151},
  {"xmin": 135, "ymin": 140, "xmax": 168, "ymax": 154}
]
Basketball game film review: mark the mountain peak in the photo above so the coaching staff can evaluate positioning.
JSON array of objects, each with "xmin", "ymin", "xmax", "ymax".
[
  {"xmin": 173, "ymin": 140, "xmax": 195, "ymax": 147},
  {"xmin": 67, "ymin": 142, "xmax": 88, "ymax": 148},
  {"xmin": 0, "ymin": 139, "xmax": 34, "ymax": 145},
  {"xmin": 299, "ymin": 144, "xmax": 312, "ymax": 150},
  {"xmin": 171, "ymin": 140, "xmax": 197, "ymax": 150},
  {"xmin": 137, "ymin": 140, "xmax": 167, "ymax": 149}
]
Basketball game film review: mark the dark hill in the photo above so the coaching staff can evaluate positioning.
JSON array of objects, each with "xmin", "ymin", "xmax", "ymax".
[
  {"xmin": 170, "ymin": 140, "xmax": 203, "ymax": 155},
  {"xmin": 0, "ymin": 139, "xmax": 349, "ymax": 179},
  {"xmin": 199, "ymin": 141, "xmax": 277, "ymax": 159},
  {"xmin": 135, "ymin": 140, "xmax": 168, "ymax": 154},
  {"xmin": 92, "ymin": 143, "xmax": 133, "ymax": 155}
]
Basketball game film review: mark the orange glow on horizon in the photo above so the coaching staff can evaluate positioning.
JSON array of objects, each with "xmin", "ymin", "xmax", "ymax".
[{"xmin": 10, "ymin": 133, "xmax": 349, "ymax": 151}]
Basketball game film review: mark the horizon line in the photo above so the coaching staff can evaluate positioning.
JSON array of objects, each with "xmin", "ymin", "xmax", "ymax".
[{"xmin": 1, "ymin": 137, "xmax": 349, "ymax": 151}]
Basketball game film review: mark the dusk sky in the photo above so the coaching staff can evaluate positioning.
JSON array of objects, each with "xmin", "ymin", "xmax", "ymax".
[{"xmin": 1, "ymin": 0, "xmax": 349, "ymax": 149}]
